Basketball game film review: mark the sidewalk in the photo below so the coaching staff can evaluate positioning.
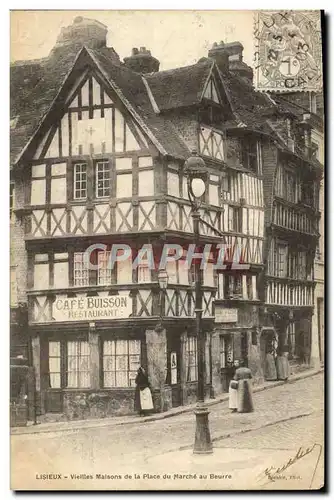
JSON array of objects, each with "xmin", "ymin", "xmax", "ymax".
[{"xmin": 11, "ymin": 367, "xmax": 323, "ymax": 436}]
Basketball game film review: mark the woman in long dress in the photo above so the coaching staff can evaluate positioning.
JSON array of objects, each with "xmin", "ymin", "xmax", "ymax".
[
  {"xmin": 228, "ymin": 360, "xmax": 239, "ymax": 412},
  {"xmin": 235, "ymin": 363, "xmax": 254, "ymax": 413},
  {"xmin": 134, "ymin": 366, "xmax": 154, "ymax": 416},
  {"xmin": 276, "ymin": 344, "xmax": 290, "ymax": 381}
]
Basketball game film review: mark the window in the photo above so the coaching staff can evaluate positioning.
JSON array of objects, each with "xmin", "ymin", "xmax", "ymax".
[
  {"xmin": 103, "ymin": 339, "xmax": 141, "ymax": 387},
  {"xmin": 301, "ymin": 179, "xmax": 314, "ymax": 206},
  {"xmin": 67, "ymin": 341, "xmax": 90, "ymax": 388},
  {"xmin": 277, "ymin": 243, "xmax": 288, "ymax": 277},
  {"xmin": 297, "ymin": 251, "xmax": 307, "ymax": 280},
  {"xmin": 95, "ymin": 161, "xmax": 110, "ymax": 198},
  {"xmin": 53, "ymin": 253, "xmax": 69, "ymax": 289},
  {"xmin": 242, "ymin": 136, "xmax": 258, "ymax": 173},
  {"xmin": 51, "ymin": 163, "xmax": 67, "ymax": 204},
  {"xmin": 219, "ymin": 335, "xmax": 233, "ymax": 368},
  {"xmin": 186, "ymin": 337, "xmax": 198, "ymax": 382},
  {"xmin": 246, "ymin": 275, "xmax": 253, "ymax": 300},
  {"xmin": 209, "ymin": 175, "xmax": 220, "ymax": 206},
  {"xmin": 225, "ymin": 274, "xmax": 242, "ymax": 298},
  {"xmin": 228, "ymin": 206, "xmax": 242, "ymax": 232},
  {"xmin": 285, "ymin": 170, "xmax": 297, "ymax": 203},
  {"xmin": 48, "ymin": 341, "xmax": 61, "ymax": 389},
  {"xmin": 98, "ymin": 251, "xmax": 112, "ymax": 285},
  {"xmin": 203, "ymin": 77, "xmax": 220, "ymax": 104},
  {"xmin": 74, "ymin": 163, "xmax": 87, "ymax": 200},
  {"xmin": 73, "ymin": 252, "xmax": 89, "ymax": 287},
  {"xmin": 31, "ymin": 164, "xmax": 46, "ymax": 205},
  {"xmin": 33, "ymin": 253, "xmax": 49, "ymax": 289},
  {"xmin": 137, "ymin": 260, "xmax": 151, "ymax": 283}
]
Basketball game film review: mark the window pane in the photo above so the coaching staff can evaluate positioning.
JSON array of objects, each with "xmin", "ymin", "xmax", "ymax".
[
  {"xmin": 50, "ymin": 373, "xmax": 61, "ymax": 389},
  {"xmin": 95, "ymin": 162, "xmax": 110, "ymax": 198},
  {"xmin": 117, "ymin": 340, "xmax": 128, "ymax": 356},
  {"xmin": 49, "ymin": 357, "xmax": 60, "ymax": 372},
  {"xmin": 98, "ymin": 251, "xmax": 112, "ymax": 285},
  {"xmin": 53, "ymin": 261, "xmax": 69, "ymax": 288},
  {"xmin": 35, "ymin": 253, "xmax": 49, "ymax": 263},
  {"xmin": 116, "ymin": 371, "xmax": 128, "ymax": 387},
  {"xmin": 49, "ymin": 341, "xmax": 60, "ymax": 357},
  {"xmin": 103, "ymin": 339, "xmax": 141, "ymax": 388},
  {"xmin": 104, "ymin": 371, "xmax": 116, "ymax": 387},
  {"xmin": 73, "ymin": 164, "xmax": 87, "ymax": 200},
  {"xmin": 129, "ymin": 339, "xmax": 141, "ymax": 354},
  {"xmin": 34, "ymin": 263, "xmax": 49, "ymax": 289},
  {"xmin": 73, "ymin": 252, "xmax": 89, "ymax": 286},
  {"xmin": 117, "ymin": 259, "xmax": 133, "ymax": 284}
]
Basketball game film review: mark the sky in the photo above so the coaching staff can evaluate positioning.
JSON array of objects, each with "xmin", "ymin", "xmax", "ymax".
[{"xmin": 10, "ymin": 10, "xmax": 255, "ymax": 70}]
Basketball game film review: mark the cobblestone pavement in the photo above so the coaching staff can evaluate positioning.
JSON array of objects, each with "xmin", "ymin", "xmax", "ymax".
[{"xmin": 11, "ymin": 373, "xmax": 324, "ymax": 490}]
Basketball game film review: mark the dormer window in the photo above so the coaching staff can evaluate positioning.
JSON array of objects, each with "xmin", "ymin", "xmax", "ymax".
[
  {"xmin": 203, "ymin": 77, "xmax": 220, "ymax": 104},
  {"xmin": 241, "ymin": 136, "xmax": 260, "ymax": 173}
]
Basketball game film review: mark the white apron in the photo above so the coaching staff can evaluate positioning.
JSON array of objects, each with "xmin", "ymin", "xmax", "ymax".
[
  {"xmin": 140, "ymin": 387, "xmax": 154, "ymax": 411},
  {"xmin": 228, "ymin": 383, "xmax": 238, "ymax": 410}
]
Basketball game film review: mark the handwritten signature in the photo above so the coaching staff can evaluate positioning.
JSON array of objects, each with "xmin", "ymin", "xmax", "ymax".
[{"xmin": 257, "ymin": 443, "xmax": 322, "ymax": 485}]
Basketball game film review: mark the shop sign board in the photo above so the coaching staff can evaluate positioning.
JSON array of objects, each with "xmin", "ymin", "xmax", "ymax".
[
  {"xmin": 214, "ymin": 306, "xmax": 238, "ymax": 323},
  {"xmin": 52, "ymin": 292, "xmax": 132, "ymax": 322}
]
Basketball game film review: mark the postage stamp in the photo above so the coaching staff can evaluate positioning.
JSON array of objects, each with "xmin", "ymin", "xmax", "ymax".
[{"xmin": 253, "ymin": 10, "xmax": 323, "ymax": 92}]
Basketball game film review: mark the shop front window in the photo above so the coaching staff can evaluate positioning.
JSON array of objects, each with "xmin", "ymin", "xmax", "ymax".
[
  {"xmin": 67, "ymin": 341, "xmax": 90, "ymax": 388},
  {"xmin": 186, "ymin": 337, "xmax": 198, "ymax": 382},
  {"xmin": 103, "ymin": 339, "xmax": 141, "ymax": 388}
]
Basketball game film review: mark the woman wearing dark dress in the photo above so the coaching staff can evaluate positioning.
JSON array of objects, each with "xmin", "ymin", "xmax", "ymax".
[{"xmin": 134, "ymin": 366, "xmax": 154, "ymax": 416}]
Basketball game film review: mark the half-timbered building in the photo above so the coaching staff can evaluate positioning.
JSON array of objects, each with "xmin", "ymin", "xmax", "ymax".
[
  {"xmin": 261, "ymin": 91, "xmax": 323, "ymax": 375},
  {"xmin": 10, "ymin": 17, "xmax": 322, "ymax": 419}
]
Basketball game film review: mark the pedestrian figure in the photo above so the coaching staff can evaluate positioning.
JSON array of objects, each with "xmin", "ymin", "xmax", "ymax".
[
  {"xmin": 276, "ymin": 345, "xmax": 289, "ymax": 381},
  {"xmin": 235, "ymin": 362, "xmax": 254, "ymax": 413},
  {"xmin": 134, "ymin": 366, "xmax": 154, "ymax": 416},
  {"xmin": 228, "ymin": 360, "xmax": 239, "ymax": 413},
  {"xmin": 264, "ymin": 334, "xmax": 278, "ymax": 381}
]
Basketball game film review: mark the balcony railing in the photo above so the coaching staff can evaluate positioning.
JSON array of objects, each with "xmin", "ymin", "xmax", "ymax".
[
  {"xmin": 266, "ymin": 279, "xmax": 313, "ymax": 307},
  {"xmin": 273, "ymin": 200, "xmax": 319, "ymax": 235}
]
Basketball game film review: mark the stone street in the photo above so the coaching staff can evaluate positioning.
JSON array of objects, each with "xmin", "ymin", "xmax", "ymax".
[{"xmin": 11, "ymin": 372, "xmax": 324, "ymax": 490}]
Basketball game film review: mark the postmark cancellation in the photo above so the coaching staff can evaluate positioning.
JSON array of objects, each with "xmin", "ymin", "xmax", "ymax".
[{"xmin": 253, "ymin": 10, "xmax": 323, "ymax": 92}]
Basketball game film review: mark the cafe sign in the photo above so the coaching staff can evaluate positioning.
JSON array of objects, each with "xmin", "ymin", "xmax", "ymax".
[
  {"xmin": 52, "ymin": 293, "xmax": 132, "ymax": 322},
  {"xmin": 214, "ymin": 306, "xmax": 238, "ymax": 323}
]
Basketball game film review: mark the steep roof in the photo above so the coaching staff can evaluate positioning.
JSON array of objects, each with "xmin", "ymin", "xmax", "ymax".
[
  {"xmin": 10, "ymin": 45, "xmax": 83, "ymax": 164},
  {"xmin": 145, "ymin": 59, "xmax": 213, "ymax": 111},
  {"xmin": 10, "ymin": 45, "xmax": 191, "ymax": 164}
]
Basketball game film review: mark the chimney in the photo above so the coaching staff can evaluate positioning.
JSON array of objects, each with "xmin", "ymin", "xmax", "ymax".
[
  {"xmin": 224, "ymin": 41, "xmax": 254, "ymax": 83},
  {"xmin": 50, "ymin": 16, "xmax": 108, "ymax": 57},
  {"xmin": 123, "ymin": 47, "xmax": 160, "ymax": 74},
  {"xmin": 208, "ymin": 41, "xmax": 229, "ymax": 73}
]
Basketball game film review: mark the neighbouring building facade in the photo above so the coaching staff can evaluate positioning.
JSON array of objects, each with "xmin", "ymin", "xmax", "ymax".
[
  {"xmin": 261, "ymin": 91, "xmax": 324, "ymax": 373},
  {"xmin": 10, "ymin": 17, "xmax": 324, "ymax": 420}
]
